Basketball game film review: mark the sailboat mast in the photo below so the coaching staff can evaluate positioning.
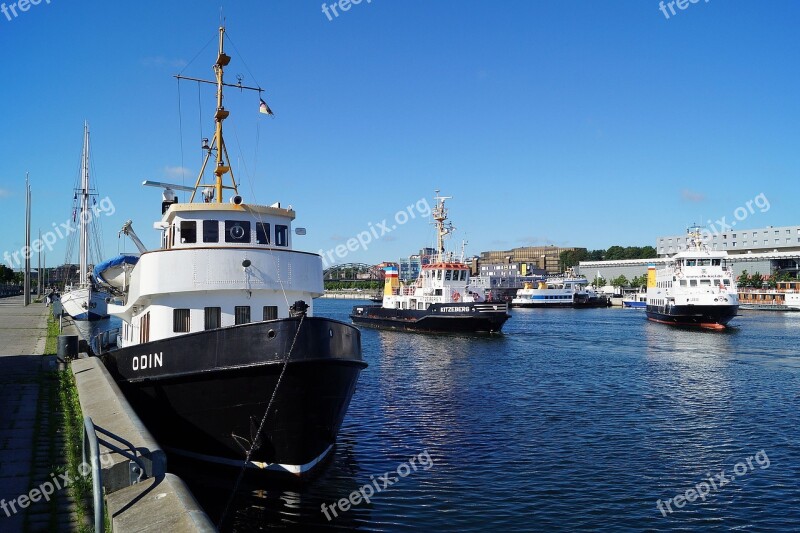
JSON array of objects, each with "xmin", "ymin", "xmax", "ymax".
[{"xmin": 79, "ymin": 122, "xmax": 90, "ymax": 286}]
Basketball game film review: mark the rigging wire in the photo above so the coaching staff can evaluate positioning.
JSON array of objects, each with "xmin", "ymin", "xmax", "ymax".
[
  {"xmin": 217, "ymin": 313, "xmax": 306, "ymax": 530},
  {"xmin": 177, "ymin": 32, "xmax": 218, "ymax": 77},
  {"xmin": 176, "ymin": 78, "xmax": 187, "ymax": 201}
]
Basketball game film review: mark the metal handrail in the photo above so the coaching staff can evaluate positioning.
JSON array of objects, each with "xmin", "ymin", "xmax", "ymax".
[{"xmin": 82, "ymin": 416, "xmax": 104, "ymax": 533}]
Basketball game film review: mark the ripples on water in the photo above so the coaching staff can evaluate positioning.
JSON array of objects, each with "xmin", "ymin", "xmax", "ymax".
[{"xmin": 174, "ymin": 302, "xmax": 800, "ymax": 531}]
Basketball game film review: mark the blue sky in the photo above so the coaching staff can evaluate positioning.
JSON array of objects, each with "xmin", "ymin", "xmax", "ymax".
[{"xmin": 1, "ymin": 0, "xmax": 798, "ymax": 269}]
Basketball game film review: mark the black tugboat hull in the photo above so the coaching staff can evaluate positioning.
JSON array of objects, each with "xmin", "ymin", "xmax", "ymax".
[
  {"xmin": 646, "ymin": 304, "xmax": 738, "ymax": 330},
  {"xmin": 102, "ymin": 317, "xmax": 366, "ymax": 476},
  {"xmin": 350, "ymin": 303, "xmax": 509, "ymax": 334}
]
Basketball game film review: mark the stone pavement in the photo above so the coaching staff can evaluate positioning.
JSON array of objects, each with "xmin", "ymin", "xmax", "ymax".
[{"xmin": 0, "ymin": 296, "xmax": 79, "ymax": 532}]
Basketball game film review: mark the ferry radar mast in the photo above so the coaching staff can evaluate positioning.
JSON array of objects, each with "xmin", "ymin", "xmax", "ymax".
[{"xmin": 175, "ymin": 25, "xmax": 266, "ymax": 203}]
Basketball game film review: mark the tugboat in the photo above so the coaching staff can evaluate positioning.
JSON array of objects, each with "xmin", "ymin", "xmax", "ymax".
[
  {"xmin": 511, "ymin": 272, "xmax": 611, "ymax": 308},
  {"xmin": 646, "ymin": 226, "xmax": 739, "ymax": 329},
  {"xmin": 350, "ymin": 192, "xmax": 509, "ymax": 333},
  {"xmin": 101, "ymin": 25, "xmax": 366, "ymax": 477}
]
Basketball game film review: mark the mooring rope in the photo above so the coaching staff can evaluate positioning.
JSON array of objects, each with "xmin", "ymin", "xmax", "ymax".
[{"xmin": 216, "ymin": 312, "xmax": 306, "ymax": 529}]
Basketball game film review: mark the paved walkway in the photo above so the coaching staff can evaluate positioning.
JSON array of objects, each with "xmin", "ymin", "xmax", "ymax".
[{"xmin": 0, "ymin": 296, "xmax": 78, "ymax": 532}]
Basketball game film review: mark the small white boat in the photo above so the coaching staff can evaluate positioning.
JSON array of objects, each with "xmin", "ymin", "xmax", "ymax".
[
  {"xmin": 787, "ymin": 293, "xmax": 800, "ymax": 311},
  {"xmin": 511, "ymin": 273, "xmax": 610, "ymax": 308},
  {"xmin": 622, "ymin": 289, "xmax": 647, "ymax": 309}
]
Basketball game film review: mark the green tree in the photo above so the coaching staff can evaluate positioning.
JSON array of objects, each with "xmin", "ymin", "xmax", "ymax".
[
  {"xmin": 605, "ymin": 246, "xmax": 625, "ymax": 260},
  {"xmin": 611, "ymin": 275, "xmax": 629, "ymax": 288},
  {"xmin": 594, "ymin": 276, "xmax": 606, "ymax": 287},
  {"xmin": 738, "ymin": 270, "xmax": 750, "ymax": 288},
  {"xmin": 559, "ymin": 249, "xmax": 589, "ymax": 270},
  {"xmin": 589, "ymin": 250, "xmax": 604, "ymax": 261},
  {"xmin": 750, "ymin": 272, "xmax": 764, "ymax": 287},
  {"xmin": 640, "ymin": 246, "xmax": 657, "ymax": 258}
]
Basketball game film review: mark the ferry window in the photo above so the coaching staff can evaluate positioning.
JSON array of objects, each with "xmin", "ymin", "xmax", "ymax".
[
  {"xmin": 687, "ymin": 260, "xmax": 696, "ymax": 266},
  {"xmin": 140, "ymin": 312, "xmax": 150, "ymax": 343},
  {"xmin": 712, "ymin": 259, "xmax": 721, "ymax": 266},
  {"xmin": 204, "ymin": 307, "xmax": 221, "ymax": 330},
  {"xmin": 461, "ymin": 271, "xmax": 467, "ymax": 281},
  {"xmin": 263, "ymin": 306, "xmax": 278, "ymax": 321},
  {"xmin": 437, "ymin": 270, "xmax": 443, "ymax": 280},
  {"xmin": 256, "ymin": 223, "xmax": 271, "ymax": 245},
  {"xmin": 225, "ymin": 221, "xmax": 251, "ymax": 243},
  {"xmin": 714, "ymin": 279, "xmax": 721, "ymax": 286},
  {"xmin": 680, "ymin": 280, "xmax": 687, "ymax": 287},
  {"xmin": 700, "ymin": 279, "xmax": 711, "ymax": 286},
  {"xmin": 203, "ymin": 220, "xmax": 219, "ymax": 242},
  {"xmin": 180, "ymin": 221, "xmax": 197, "ymax": 243},
  {"xmin": 445, "ymin": 270, "xmax": 452, "ymax": 281},
  {"xmin": 435, "ymin": 289, "xmax": 442, "ymax": 296},
  {"xmin": 690, "ymin": 280, "xmax": 698, "ymax": 287},
  {"xmin": 723, "ymin": 279, "xmax": 731, "ymax": 286},
  {"xmin": 275, "ymin": 225, "xmax": 289, "ymax": 246},
  {"xmin": 235, "ymin": 306, "xmax": 250, "ymax": 325},
  {"xmin": 173, "ymin": 309, "xmax": 190, "ymax": 333}
]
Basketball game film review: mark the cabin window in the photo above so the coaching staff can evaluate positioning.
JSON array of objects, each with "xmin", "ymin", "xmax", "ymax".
[
  {"xmin": 140, "ymin": 312, "xmax": 150, "ymax": 344},
  {"xmin": 690, "ymin": 280, "xmax": 698, "ymax": 287},
  {"xmin": 180, "ymin": 221, "xmax": 197, "ymax": 243},
  {"xmin": 235, "ymin": 306, "xmax": 250, "ymax": 325},
  {"xmin": 204, "ymin": 307, "xmax": 221, "ymax": 330},
  {"xmin": 275, "ymin": 225, "xmax": 289, "ymax": 246},
  {"xmin": 680, "ymin": 280, "xmax": 687, "ymax": 287},
  {"xmin": 203, "ymin": 220, "xmax": 219, "ymax": 243},
  {"xmin": 256, "ymin": 222, "xmax": 271, "ymax": 245},
  {"xmin": 225, "ymin": 221, "xmax": 251, "ymax": 243},
  {"xmin": 435, "ymin": 289, "xmax": 442, "ymax": 296},
  {"xmin": 723, "ymin": 279, "xmax": 731, "ymax": 286},
  {"xmin": 700, "ymin": 279, "xmax": 711, "ymax": 286},
  {"xmin": 437, "ymin": 270, "xmax": 443, "ymax": 280},
  {"xmin": 173, "ymin": 309, "xmax": 190, "ymax": 333},
  {"xmin": 445, "ymin": 270, "xmax": 452, "ymax": 281},
  {"xmin": 263, "ymin": 306, "xmax": 278, "ymax": 321}
]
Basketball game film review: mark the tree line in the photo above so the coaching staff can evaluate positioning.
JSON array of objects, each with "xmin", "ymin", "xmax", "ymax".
[{"xmin": 560, "ymin": 246, "xmax": 658, "ymax": 271}]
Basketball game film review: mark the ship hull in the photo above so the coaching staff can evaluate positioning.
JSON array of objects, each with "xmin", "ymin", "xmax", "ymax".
[
  {"xmin": 645, "ymin": 304, "xmax": 738, "ymax": 329},
  {"xmin": 60, "ymin": 287, "xmax": 109, "ymax": 320},
  {"xmin": 350, "ymin": 303, "xmax": 509, "ymax": 333},
  {"xmin": 102, "ymin": 317, "xmax": 365, "ymax": 477}
]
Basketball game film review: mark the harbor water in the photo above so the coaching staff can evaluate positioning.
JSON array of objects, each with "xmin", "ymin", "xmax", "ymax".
[{"xmin": 170, "ymin": 300, "xmax": 800, "ymax": 530}]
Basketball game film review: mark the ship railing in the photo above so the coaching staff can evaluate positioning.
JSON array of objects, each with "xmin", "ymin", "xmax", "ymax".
[
  {"xmin": 91, "ymin": 327, "xmax": 120, "ymax": 355},
  {"xmin": 82, "ymin": 417, "xmax": 105, "ymax": 533}
]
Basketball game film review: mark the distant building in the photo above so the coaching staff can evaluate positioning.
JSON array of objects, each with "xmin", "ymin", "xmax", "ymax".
[
  {"xmin": 398, "ymin": 247, "xmax": 436, "ymax": 282},
  {"xmin": 658, "ymin": 224, "xmax": 800, "ymax": 257},
  {"xmin": 478, "ymin": 246, "xmax": 578, "ymax": 275}
]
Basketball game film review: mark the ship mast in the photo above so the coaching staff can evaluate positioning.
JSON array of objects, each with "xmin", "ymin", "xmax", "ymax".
[
  {"xmin": 177, "ymin": 26, "xmax": 264, "ymax": 203},
  {"xmin": 79, "ymin": 122, "xmax": 90, "ymax": 286},
  {"xmin": 432, "ymin": 190, "xmax": 454, "ymax": 263}
]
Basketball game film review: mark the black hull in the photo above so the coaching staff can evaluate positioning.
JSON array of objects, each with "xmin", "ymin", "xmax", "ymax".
[
  {"xmin": 102, "ymin": 317, "xmax": 366, "ymax": 476},
  {"xmin": 646, "ymin": 304, "xmax": 738, "ymax": 329},
  {"xmin": 350, "ymin": 303, "xmax": 509, "ymax": 334}
]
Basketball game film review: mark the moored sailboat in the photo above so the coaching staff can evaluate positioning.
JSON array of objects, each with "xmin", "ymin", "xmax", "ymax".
[{"xmin": 60, "ymin": 122, "xmax": 110, "ymax": 321}]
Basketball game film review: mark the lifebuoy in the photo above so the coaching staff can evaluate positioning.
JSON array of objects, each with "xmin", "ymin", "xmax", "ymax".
[{"xmin": 452, "ymin": 291, "xmax": 461, "ymax": 302}]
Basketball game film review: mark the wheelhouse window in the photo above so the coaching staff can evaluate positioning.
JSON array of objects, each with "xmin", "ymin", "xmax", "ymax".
[
  {"xmin": 225, "ymin": 221, "xmax": 251, "ymax": 243},
  {"xmin": 275, "ymin": 225, "xmax": 289, "ymax": 246},
  {"xmin": 445, "ymin": 270, "xmax": 452, "ymax": 281},
  {"xmin": 235, "ymin": 306, "xmax": 250, "ymax": 325},
  {"xmin": 263, "ymin": 306, "xmax": 278, "ymax": 321},
  {"xmin": 173, "ymin": 309, "xmax": 190, "ymax": 333},
  {"xmin": 204, "ymin": 307, "xmax": 221, "ymax": 330},
  {"xmin": 180, "ymin": 221, "xmax": 197, "ymax": 243},
  {"xmin": 256, "ymin": 222, "xmax": 271, "ymax": 245},
  {"xmin": 203, "ymin": 220, "xmax": 219, "ymax": 243}
]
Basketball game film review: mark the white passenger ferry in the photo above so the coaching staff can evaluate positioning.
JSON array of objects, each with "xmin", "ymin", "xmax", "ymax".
[
  {"xmin": 511, "ymin": 272, "xmax": 610, "ymax": 308},
  {"xmin": 646, "ymin": 226, "xmax": 739, "ymax": 329}
]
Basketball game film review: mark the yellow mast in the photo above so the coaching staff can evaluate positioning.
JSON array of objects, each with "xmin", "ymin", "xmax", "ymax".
[{"xmin": 182, "ymin": 25, "xmax": 250, "ymax": 203}]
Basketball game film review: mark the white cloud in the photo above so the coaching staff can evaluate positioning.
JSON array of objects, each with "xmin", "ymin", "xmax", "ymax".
[
  {"xmin": 0, "ymin": 188, "xmax": 9, "ymax": 198},
  {"xmin": 164, "ymin": 166, "xmax": 191, "ymax": 179},
  {"xmin": 681, "ymin": 189, "xmax": 706, "ymax": 203}
]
